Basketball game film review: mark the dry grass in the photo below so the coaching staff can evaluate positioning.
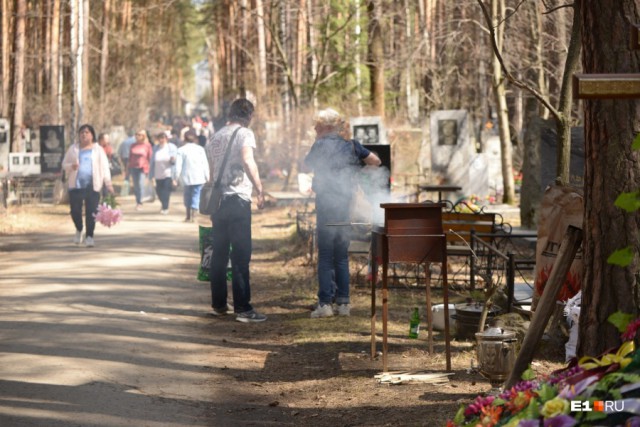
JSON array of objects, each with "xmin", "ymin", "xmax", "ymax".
[{"xmin": 0, "ymin": 204, "xmax": 69, "ymax": 235}]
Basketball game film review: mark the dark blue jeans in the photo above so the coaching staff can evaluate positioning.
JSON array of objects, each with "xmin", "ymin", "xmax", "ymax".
[
  {"xmin": 155, "ymin": 178, "xmax": 172, "ymax": 210},
  {"xmin": 69, "ymin": 187, "xmax": 101, "ymax": 238},
  {"xmin": 209, "ymin": 195, "xmax": 253, "ymax": 313},
  {"xmin": 315, "ymin": 194, "xmax": 352, "ymax": 306}
]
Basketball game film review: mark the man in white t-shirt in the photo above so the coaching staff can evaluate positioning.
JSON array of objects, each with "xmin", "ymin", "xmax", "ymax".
[{"xmin": 205, "ymin": 99, "xmax": 266, "ymax": 323}]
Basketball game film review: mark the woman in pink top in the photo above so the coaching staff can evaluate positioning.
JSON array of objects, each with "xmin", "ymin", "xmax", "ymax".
[{"xmin": 127, "ymin": 129, "xmax": 153, "ymax": 210}]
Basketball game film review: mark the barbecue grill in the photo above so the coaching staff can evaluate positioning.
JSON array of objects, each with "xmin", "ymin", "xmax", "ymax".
[{"xmin": 369, "ymin": 202, "xmax": 452, "ymax": 372}]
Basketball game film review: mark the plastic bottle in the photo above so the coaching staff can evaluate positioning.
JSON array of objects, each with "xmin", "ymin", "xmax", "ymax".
[
  {"xmin": 409, "ymin": 307, "xmax": 420, "ymax": 339},
  {"xmin": 226, "ymin": 259, "xmax": 232, "ymax": 282}
]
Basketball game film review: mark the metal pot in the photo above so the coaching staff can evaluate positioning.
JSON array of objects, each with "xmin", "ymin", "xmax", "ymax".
[
  {"xmin": 475, "ymin": 327, "xmax": 517, "ymax": 387},
  {"xmin": 453, "ymin": 302, "xmax": 501, "ymax": 340}
]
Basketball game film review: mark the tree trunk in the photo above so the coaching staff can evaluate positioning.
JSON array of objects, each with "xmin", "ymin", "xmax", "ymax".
[
  {"xmin": 368, "ymin": 0, "xmax": 385, "ymax": 118},
  {"xmin": 578, "ymin": 0, "xmax": 640, "ymax": 357},
  {"xmin": 82, "ymin": 0, "xmax": 90, "ymax": 113},
  {"xmin": 1, "ymin": 0, "xmax": 11, "ymax": 117},
  {"xmin": 491, "ymin": 0, "xmax": 515, "ymax": 204},
  {"xmin": 51, "ymin": 0, "xmax": 61, "ymax": 123},
  {"xmin": 10, "ymin": 0, "xmax": 26, "ymax": 153},
  {"xmin": 519, "ymin": 113, "xmax": 542, "ymax": 229},
  {"xmin": 99, "ymin": 0, "xmax": 111, "ymax": 129},
  {"xmin": 353, "ymin": 0, "xmax": 363, "ymax": 115},
  {"xmin": 307, "ymin": 0, "xmax": 318, "ymax": 108},
  {"xmin": 280, "ymin": 1, "xmax": 290, "ymax": 121},
  {"xmin": 206, "ymin": 36, "xmax": 220, "ymax": 118},
  {"xmin": 70, "ymin": 0, "xmax": 85, "ymax": 141},
  {"xmin": 45, "ymin": 0, "xmax": 52, "ymax": 98},
  {"xmin": 255, "ymin": 0, "xmax": 267, "ymax": 103},
  {"xmin": 554, "ymin": 0, "xmax": 582, "ymax": 186}
]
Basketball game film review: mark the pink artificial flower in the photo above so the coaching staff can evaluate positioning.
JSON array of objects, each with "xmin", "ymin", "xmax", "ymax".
[{"xmin": 94, "ymin": 203, "xmax": 123, "ymax": 228}]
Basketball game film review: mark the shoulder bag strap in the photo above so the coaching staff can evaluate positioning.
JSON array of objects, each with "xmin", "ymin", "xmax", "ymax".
[{"xmin": 214, "ymin": 126, "xmax": 242, "ymax": 189}]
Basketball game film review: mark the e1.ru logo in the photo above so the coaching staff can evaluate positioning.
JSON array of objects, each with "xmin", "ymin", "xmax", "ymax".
[{"xmin": 571, "ymin": 400, "xmax": 624, "ymax": 412}]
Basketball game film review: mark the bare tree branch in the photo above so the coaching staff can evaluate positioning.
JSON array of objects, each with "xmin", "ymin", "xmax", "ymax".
[{"xmin": 476, "ymin": 0, "xmax": 561, "ymax": 121}]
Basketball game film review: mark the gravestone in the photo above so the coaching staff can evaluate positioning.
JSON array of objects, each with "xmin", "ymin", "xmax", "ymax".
[
  {"xmin": 350, "ymin": 116, "xmax": 386, "ymax": 145},
  {"xmin": 40, "ymin": 125, "xmax": 65, "ymax": 174},
  {"xmin": 540, "ymin": 125, "xmax": 584, "ymax": 190},
  {"xmin": 430, "ymin": 110, "xmax": 471, "ymax": 192},
  {"xmin": 484, "ymin": 135, "xmax": 504, "ymax": 196},
  {"xmin": 467, "ymin": 153, "xmax": 490, "ymax": 199}
]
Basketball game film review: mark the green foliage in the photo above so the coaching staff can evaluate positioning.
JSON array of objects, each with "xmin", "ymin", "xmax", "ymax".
[
  {"xmin": 608, "ymin": 311, "xmax": 636, "ymax": 332},
  {"xmin": 521, "ymin": 366, "xmax": 536, "ymax": 381},
  {"xmin": 608, "ymin": 133, "xmax": 640, "ymax": 268},
  {"xmin": 607, "ymin": 247, "xmax": 635, "ymax": 267},
  {"xmin": 614, "ymin": 191, "xmax": 640, "ymax": 213},
  {"xmin": 453, "ymin": 405, "xmax": 466, "ymax": 424},
  {"xmin": 536, "ymin": 383, "xmax": 557, "ymax": 402}
]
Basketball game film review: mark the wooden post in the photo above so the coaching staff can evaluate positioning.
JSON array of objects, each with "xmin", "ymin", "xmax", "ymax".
[
  {"xmin": 425, "ymin": 262, "xmax": 433, "ymax": 354},
  {"xmin": 504, "ymin": 225, "xmax": 582, "ymax": 388}
]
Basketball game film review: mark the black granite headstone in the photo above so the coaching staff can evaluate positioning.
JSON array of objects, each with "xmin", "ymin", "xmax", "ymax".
[{"xmin": 40, "ymin": 125, "xmax": 65, "ymax": 173}]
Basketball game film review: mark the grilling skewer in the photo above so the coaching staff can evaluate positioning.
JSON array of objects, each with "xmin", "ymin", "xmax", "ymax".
[{"xmin": 325, "ymin": 222, "xmax": 372, "ymax": 226}]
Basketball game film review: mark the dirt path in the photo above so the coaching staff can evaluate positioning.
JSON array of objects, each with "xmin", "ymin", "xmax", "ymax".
[{"xmin": 0, "ymin": 195, "xmax": 560, "ymax": 427}]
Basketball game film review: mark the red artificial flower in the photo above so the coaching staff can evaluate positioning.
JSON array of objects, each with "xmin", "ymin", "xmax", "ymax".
[{"xmin": 622, "ymin": 318, "xmax": 640, "ymax": 341}]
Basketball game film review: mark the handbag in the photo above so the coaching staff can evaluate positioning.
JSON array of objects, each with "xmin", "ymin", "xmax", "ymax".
[
  {"xmin": 108, "ymin": 153, "xmax": 123, "ymax": 176},
  {"xmin": 199, "ymin": 127, "xmax": 241, "ymax": 215}
]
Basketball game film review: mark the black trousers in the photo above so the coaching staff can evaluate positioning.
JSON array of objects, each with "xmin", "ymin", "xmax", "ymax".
[
  {"xmin": 209, "ymin": 195, "xmax": 253, "ymax": 313},
  {"xmin": 69, "ymin": 187, "xmax": 101, "ymax": 237}
]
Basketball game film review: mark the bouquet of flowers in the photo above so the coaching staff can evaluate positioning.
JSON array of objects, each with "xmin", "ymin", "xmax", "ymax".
[
  {"xmin": 447, "ymin": 312, "xmax": 640, "ymax": 427},
  {"xmin": 94, "ymin": 194, "xmax": 123, "ymax": 228}
]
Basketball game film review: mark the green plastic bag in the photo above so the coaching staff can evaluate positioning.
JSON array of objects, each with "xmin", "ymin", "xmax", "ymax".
[{"xmin": 198, "ymin": 225, "xmax": 213, "ymax": 282}]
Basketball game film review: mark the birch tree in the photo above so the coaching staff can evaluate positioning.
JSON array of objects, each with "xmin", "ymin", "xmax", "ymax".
[{"xmin": 10, "ymin": 0, "xmax": 26, "ymax": 153}]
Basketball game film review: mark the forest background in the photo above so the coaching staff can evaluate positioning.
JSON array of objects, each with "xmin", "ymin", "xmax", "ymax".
[
  {"xmin": 0, "ymin": 0, "xmax": 576, "ymax": 205},
  {"xmin": 1, "ymin": 0, "xmax": 638, "ymax": 359}
]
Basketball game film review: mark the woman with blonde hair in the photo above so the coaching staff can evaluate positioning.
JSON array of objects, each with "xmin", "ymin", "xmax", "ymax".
[
  {"xmin": 62, "ymin": 124, "xmax": 114, "ymax": 247},
  {"xmin": 127, "ymin": 129, "xmax": 153, "ymax": 210}
]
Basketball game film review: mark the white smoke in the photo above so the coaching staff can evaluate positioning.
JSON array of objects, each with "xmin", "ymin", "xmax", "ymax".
[{"xmin": 351, "ymin": 165, "xmax": 392, "ymax": 226}]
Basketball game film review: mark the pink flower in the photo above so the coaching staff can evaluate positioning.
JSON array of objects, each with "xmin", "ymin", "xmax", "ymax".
[{"xmin": 93, "ymin": 203, "xmax": 123, "ymax": 228}]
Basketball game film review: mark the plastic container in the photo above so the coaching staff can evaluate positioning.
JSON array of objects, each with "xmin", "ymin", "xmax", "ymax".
[{"xmin": 432, "ymin": 303, "xmax": 456, "ymax": 332}]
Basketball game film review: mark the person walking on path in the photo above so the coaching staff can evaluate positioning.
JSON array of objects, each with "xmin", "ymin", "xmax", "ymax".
[
  {"xmin": 175, "ymin": 129, "xmax": 209, "ymax": 222},
  {"xmin": 98, "ymin": 133, "xmax": 114, "ymax": 161},
  {"xmin": 127, "ymin": 129, "xmax": 153, "ymax": 210},
  {"xmin": 150, "ymin": 132, "xmax": 178, "ymax": 214},
  {"xmin": 205, "ymin": 98, "xmax": 266, "ymax": 323},
  {"xmin": 304, "ymin": 108, "xmax": 381, "ymax": 318},
  {"xmin": 62, "ymin": 124, "xmax": 114, "ymax": 247}
]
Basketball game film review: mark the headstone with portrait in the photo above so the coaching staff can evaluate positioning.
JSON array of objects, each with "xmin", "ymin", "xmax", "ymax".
[
  {"xmin": 430, "ymin": 110, "xmax": 472, "ymax": 192},
  {"xmin": 350, "ymin": 116, "xmax": 386, "ymax": 145},
  {"xmin": 40, "ymin": 125, "xmax": 65, "ymax": 174}
]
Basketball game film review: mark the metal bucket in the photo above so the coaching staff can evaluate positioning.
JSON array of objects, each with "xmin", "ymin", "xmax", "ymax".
[
  {"xmin": 475, "ymin": 327, "xmax": 517, "ymax": 386},
  {"xmin": 453, "ymin": 302, "xmax": 501, "ymax": 340}
]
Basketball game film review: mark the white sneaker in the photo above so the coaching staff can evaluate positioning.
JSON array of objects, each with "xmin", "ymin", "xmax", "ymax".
[
  {"xmin": 310, "ymin": 304, "xmax": 334, "ymax": 318},
  {"xmin": 336, "ymin": 304, "xmax": 351, "ymax": 316},
  {"xmin": 73, "ymin": 231, "xmax": 82, "ymax": 244},
  {"xmin": 85, "ymin": 236, "xmax": 95, "ymax": 247},
  {"xmin": 160, "ymin": 209, "xmax": 169, "ymax": 215}
]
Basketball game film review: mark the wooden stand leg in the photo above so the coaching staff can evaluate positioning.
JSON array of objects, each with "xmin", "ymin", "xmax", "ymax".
[
  {"xmin": 370, "ymin": 252, "xmax": 377, "ymax": 360},
  {"xmin": 382, "ymin": 258, "xmax": 389, "ymax": 372},
  {"xmin": 442, "ymin": 241, "xmax": 452, "ymax": 372},
  {"xmin": 425, "ymin": 263, "xmax": 433, "ymax": 354}
]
